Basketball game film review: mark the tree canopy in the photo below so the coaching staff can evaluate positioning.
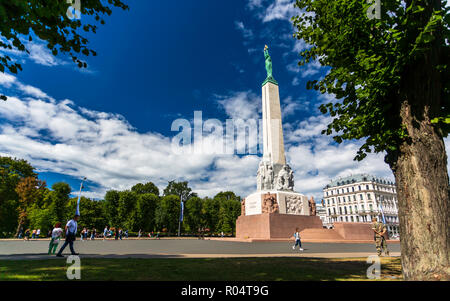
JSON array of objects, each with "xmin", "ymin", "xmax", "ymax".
[{"xmin": 292, "ymin": 0, "xmax": 449, "ymax": 162}]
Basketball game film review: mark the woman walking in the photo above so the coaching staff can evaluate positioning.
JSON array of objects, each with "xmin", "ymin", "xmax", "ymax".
[
  {"xmin": 292, "ymin": 228, "xmax": 304, "ymax": 251},
  {"xmin": 48, "ymin": 223, "xmax": 63, "ymax": 255}
]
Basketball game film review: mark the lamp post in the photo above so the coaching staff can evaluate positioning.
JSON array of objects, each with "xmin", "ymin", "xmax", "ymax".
[{"xmin": 76, "ymin": 177, "xmax": 87, "ymax": 215}]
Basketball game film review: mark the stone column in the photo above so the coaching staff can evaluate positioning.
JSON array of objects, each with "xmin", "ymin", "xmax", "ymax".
[{"xmin": 262, "ymin": 81, "xmax": 286, "ymax": 167}]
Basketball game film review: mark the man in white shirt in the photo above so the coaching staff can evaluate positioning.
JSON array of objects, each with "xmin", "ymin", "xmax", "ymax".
[{"xmin": 56, "ymin": 215, "xmax": 80, "ymax": 257}]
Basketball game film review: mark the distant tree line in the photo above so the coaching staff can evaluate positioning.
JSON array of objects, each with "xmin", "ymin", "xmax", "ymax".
[{"xmin": 0, "ymin": 156, "xmax": 241, "ymax": 238}]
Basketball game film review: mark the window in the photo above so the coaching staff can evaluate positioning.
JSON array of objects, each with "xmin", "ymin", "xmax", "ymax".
[
  {"xmin": 338, "ymin": 197, "xmax": 340, "ymax": 203},
  {"xmin": 344, "ymin": 207, "xmax": 347, "ymax": 214},
  {"xmin": 369, "ymin": 204, "xmax": 373, "ymax": 211},
  {"xmin": 352, "ymin": 187, "xmax": 355, "ymax": 192},
  {"xmin": 351, "ymin": 216, "xmax": 354, "ymax": 222},
  {"xmin": 358, "ymin": 185, "xmax": 361, "ymax": 190},
  {"xmin": 366, "ymin": 185, "xmax": 369, "ymax": 190},
  {"xmin": 360, "ymin": 194, "xmax": 363, "ymax": 200},
  {"xmin": 347, "ymin": 187, "xmax": 349, "ymax": 193},
  {"xmin": 367, "ymin": 194, "xmax": 371, "ymax": 200}
]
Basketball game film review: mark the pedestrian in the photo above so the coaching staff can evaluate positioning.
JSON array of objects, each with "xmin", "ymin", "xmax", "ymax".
[
  {"xmin": 56, "ymin": 214, "xmax": 80, "ymax": 257},
  {"xmin": 114, "ymin": 228, "xmax": 119, "ymax": 240},
  {"xmin": 292, "ymin": 228, "xmax": 303, "ymax": 251},
  {"xmin": 36, "ymin": 229, "xmax": 41, "ymax": 239},
  {"xmin": 371, "ymin": 217, "xmax": 390, "ymax": 256},
  {"xmin": 80, "ymin": 228, "xmax": 84, "ymax": 241},
  {"xmin": 24, "ymin": 229, "xmax": 30, "ymax": 241},
  {"xmin": 91, "ymin": 228, "xmax": 96, "ymax": 240},
  {"xmin": 119, "ymin": 228, "xmax": 123, "ymax": 240},
  {"xmin": 124, "ymin": 230, "xmax": 128, "ymax": 239},
  {"xmin": 103, "ymin": 226, "xmax": 108, "ymax": 240},
  {"xmin": 17, "ymin": 227, "xmax": 23, "ymax": 239},
  {"xmin": 48, "ymin": 223, "xmax": 63, "ymax": 255},
  {"xmin": 138, "ymin": 229, "xmax": 142, "ymax": 239},
  {"xmin": 32, "ymin": 229, "xmax": 36, "ymax": 239},
  {"xmin": 221, "ymin": 231, "xmax": 224, "ymax": 238}
]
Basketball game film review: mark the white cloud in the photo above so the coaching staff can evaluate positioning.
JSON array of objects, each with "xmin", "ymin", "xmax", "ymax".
[
  {"xmin": 26, "ymin": 42, "xmax": 65, "ymax": 67},
  {"xmin": 262, "ymin": 0, "xmax": 297, "ymax": 22},
  {"xmin": 235, "ymin": 21, "xmax": 254, "ymax": 39},
  {"xmin": 1, "ymin": 79, "xmax": 448, "ymax": 202},
  {"xmin": 216, "ymin": 91, "xmax": 261, "ymax": 120},
  {"xmin": 0, "ymin": 73, "xmax": 17, "ymax": 88}
]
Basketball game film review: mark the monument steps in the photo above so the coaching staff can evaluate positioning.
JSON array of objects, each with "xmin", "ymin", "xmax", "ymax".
[{"xmin": 299, "ymin": 228, "xmax": 344, "ymax": 240}]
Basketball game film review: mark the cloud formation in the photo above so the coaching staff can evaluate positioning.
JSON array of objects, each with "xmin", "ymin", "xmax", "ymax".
[{"xmin": 3, "ymin": 74, "xmax": 445, "ymax": 203}]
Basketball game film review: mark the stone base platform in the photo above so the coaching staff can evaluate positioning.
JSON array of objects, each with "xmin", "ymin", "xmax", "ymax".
[
  {"xmin": 236, "ymin": 213, "xmax": 323, "ymax": 240},
  {"xmin": 236, "ymin": 213, "xmax": 380, "ymax": 241}
]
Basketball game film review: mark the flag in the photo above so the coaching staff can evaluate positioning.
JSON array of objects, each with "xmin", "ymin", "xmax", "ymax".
[
  {"xmin": 378, "ymin": 202, "xmax": 386, "ymax": 224},
  {"xmin": 180, "ymin": 201, "xmax": 184, "ymax": 222}
]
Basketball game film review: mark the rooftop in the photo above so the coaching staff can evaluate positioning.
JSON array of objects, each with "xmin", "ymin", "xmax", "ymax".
[{"xmin": 324, "ymin": 174, "xmax": 395, "ymax": 189}]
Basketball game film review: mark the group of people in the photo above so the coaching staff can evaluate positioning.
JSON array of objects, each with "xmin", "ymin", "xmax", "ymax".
[
  {"xmin": 102, "ymin": 227, "xmax": 128, "ymax": 240},
  {"xmin": 18, "ymin": 228, "xmax": 42, "ymax": 240},
  {"xmin": 290, "ymin": 217, "xmax": 390, "ymax": 256},
  {"xmin": 137, "ymin": 229, "xmax": 160, "ymax": 239},
  {"xmin": 80, "ymin": 228, "xmax": 97, "ymax": 240}
]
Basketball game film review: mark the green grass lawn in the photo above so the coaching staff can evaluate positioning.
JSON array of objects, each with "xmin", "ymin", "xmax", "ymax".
[{"xmin": 0, "ymin": 257, "xmax": 402, "ymax": 281}]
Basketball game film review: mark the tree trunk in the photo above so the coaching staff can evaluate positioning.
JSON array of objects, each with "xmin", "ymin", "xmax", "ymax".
[{"xmin": 391, "ymin": 100, "xmax": 450, "ymax": 280}]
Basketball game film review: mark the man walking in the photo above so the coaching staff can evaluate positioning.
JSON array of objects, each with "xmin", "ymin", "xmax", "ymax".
[
  {"xmin": 292, "ymin": 228, "xmax": 303, "ymax": 251},
  {"xmin": 56, "ymin": 215, "xmax": 80, "ymax": 257},
  {"xmin": 371, "ymin": 217, "xmax": 389, "ymax": 256}
]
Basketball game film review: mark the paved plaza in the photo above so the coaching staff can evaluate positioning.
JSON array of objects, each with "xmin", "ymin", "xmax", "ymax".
[{"xmin": 0, "ymin": 238, "xmax": 401, "ymax": 260}]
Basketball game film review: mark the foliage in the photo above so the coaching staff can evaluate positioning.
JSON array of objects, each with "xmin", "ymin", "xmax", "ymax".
[
  {"xmin": 0, "ymin": 157, "xmax": 35, "ymax": 235},
  {"xmin": 135, "ymin": 193, "xmax": 158, "ymax": 231},
  {"xmin": 292, "ymin": 0, "xmax": 449, "ymax": 162},
  {"xmin": 0, "ymin": 0, "xmax": 128, "ymax": 74},
  {"xmin": 163, "ymin": 180, "xmax": 198, "ymax": 200},
  {"xmin": 131, "ymin": 182, "xmax": 159, "ymax": 196},
  {"xmin": 155, "ymin": 195, "xmax": 180, "ymax": 234},
  {"xmin": 47, "ymin": 182, "xmax": 71, "ymax": 224},
  {"xmin": 184, "ymin": 196, "xmax": 204, "ymax": 233},
  {"xmin": 14, "ymin": 176, "xmax": 47, "ymax": 233},
  {"xmin": 104, "ymin": 190, "xmax": 120, "ymax": 227}
]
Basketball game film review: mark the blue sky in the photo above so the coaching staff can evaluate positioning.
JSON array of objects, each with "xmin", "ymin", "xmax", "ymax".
[{"xmin": 1, "ymin": 0, "xmax": 448, "ymax": 200}]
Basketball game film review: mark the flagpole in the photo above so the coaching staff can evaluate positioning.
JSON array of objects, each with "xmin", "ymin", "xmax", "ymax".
[{"xmin": 178, "ymin": 195, "xmax": 183, "ymax": 237}]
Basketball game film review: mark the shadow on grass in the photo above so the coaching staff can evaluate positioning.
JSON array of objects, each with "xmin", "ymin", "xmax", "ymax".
[{"xmin": 0, "ymin": 257, "xmax": 403, "ymax": 281}]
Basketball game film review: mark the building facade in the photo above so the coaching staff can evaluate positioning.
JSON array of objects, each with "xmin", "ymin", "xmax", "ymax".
[{"xmin": 322, "ymin": 174, "xmax": 399, "ymax": 237}]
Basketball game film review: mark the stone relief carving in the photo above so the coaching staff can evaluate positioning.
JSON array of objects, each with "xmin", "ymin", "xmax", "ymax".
[
  {"xmin": 262, "ymin": 193, "xmax": 279, "ymax": 214},
  {"xmin": 309, "ymin": 197, "xmax": 317, "ymax": 216},
  {"xmin": 275, "ymin": 165, "xmax": 294, "ymax": 191},
  {"xmin": 285, "ymin": 195, "xmax": 304, "ymax": 215},
  {"xmin": 257, "ymin": 161, "xmax": 294, "ymax": 191}
]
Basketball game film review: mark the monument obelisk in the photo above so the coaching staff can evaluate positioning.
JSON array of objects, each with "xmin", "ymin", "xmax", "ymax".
[{"xmin": 236, "ymin": 45, "xmax": 323, "ymax": 240}]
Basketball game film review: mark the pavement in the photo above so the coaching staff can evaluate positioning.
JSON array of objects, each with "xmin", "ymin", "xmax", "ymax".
[{"xmin": 0, "ymin": 238, "xmax": 401, "ymax": 260}]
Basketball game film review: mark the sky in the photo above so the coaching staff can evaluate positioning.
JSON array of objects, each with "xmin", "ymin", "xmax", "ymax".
[{"xmin": 0, "ymin": 0, "xmax": 449, "ymax": 201}]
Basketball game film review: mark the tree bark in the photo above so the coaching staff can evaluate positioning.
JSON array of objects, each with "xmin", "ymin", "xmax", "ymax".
[{"xmin": 391, "ymin": 102, "xmax": 450, "ymax": 280}]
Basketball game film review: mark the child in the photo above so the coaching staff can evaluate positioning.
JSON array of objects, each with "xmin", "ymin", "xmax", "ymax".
[
  {"xmin": 292, "ymin": 228, "xmax": 303, "ymax": 251},
  {"xmin": 48, "ymin": 223, "xmax": 63, "ymax": 254}
]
